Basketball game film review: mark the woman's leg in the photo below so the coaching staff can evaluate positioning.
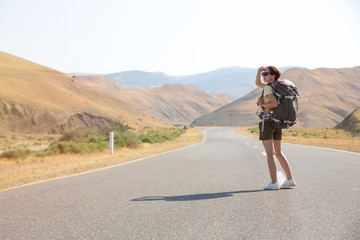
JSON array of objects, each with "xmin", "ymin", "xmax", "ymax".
[
  {"xmin": 262, "ymin": 139, "xmax": 277, "ymax": 183},
  {"xmin": 273, "ymin": 140, "xmax": 293, "ymax": 180}
]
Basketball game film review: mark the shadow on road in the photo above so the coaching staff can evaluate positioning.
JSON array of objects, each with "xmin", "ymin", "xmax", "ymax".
[{"xmin": 131, "ymin": 190, "xmax": 267, "ymax": 202}]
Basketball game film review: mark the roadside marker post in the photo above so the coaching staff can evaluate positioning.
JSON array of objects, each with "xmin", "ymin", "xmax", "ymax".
[
  {"xmin": 183, "ymin": 125, "xmax": 187, "ymax": 141},
  {"xmin": 110, "ymin": 131, "xmax": 114, "ymax": 154}
]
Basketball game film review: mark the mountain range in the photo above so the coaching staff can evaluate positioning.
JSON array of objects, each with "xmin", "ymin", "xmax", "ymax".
[
  {"xmin": 74, "ymin": 74, "xmax": 232, "ymax": 125},
  {"xmin": 0, "ymin": 51, "xmax": 232, "ymax": 134},
  {"xmin": 104, "ymin": 66, "xmax": 297, "ymax": 99},
  {"xmin": 1, "ymin": 50, "xmax": 359, "ymax": 135}
]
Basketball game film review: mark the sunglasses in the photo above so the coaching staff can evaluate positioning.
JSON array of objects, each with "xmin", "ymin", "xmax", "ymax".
[{"xmin": 261, "ymin": 72, "xmax": 271, "ymax": 76}]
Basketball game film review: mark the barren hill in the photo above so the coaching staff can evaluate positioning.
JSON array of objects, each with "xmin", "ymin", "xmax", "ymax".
[
  {"xmin": 75, "ymin": 75, "xmax": 233, "ymax": 125},
  {"xmin": 0, "ymin": 51, "xmax": 168, "ymax": 135},
  {"xmin": 336, "ymin": 108, "xmax": 360, "ymax": 136},
  {"xmin": 191, "ymin": 67, "xmax": 360, "ymax": 128},
  {"xmin": 128, "ymin": 84, "xmax": 233, "ymax": 125}
]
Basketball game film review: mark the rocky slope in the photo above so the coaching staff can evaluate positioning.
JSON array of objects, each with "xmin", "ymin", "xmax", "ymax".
[{"xmin": 336, "ymin": 108, "xmax": 360, "ymax": 136}]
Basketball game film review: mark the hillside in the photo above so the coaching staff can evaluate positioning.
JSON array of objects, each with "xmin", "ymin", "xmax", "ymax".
[
  {"xmin": 128, "ymin": 84, "xmax": 233, "ymax": 125},
  {"xmin": 75, "ymin": 75, "xmax": 233, "ymax": 125},
  {"xmin": 212, "ymin": 93, "xmax": 234, "ymax": 105},
  {"xmin": 71, "ymin": 74, "xmax": 124, "ymax": 92},
  {"xmin": 336, "ymin": 108, "xmax": 360, "ymax": 136},
  {"xmin": 191, "ymin": 67, "xmax": 360, "ymax": 128},
  {"xmin": 0, "ymin": 51, "xmax": 168, "ymax": 135}
]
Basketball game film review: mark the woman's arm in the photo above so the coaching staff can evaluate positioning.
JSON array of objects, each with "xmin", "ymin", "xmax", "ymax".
[
  {"xmin": 255, "ymin": 66, "xmax": 267, "ymax": 89},
  {"xmin": 259, "ymin": 93, "xmax": 278, "ymax": 108}
]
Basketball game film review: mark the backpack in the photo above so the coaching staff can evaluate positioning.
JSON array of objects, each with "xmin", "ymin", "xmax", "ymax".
[{"xmin": 259, "ymin": 79, "xmax": 299, "ymax": 130}]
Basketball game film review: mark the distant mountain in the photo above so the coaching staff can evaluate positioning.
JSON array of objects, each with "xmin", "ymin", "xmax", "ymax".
[
  {"xmin": 105, "ymin": 70, "xmax": 175, "ymax": 88},
  {"xmin": 104, "ymin": 66, "xmax": 299, "ymax": 99},
  {"xmin": 0, "ymin": 52, "xmax": 168, "ymax": 135},
  {"xmin": 174, "ymin": 67, "xmax": 257, "ymax": 99},
  {"xmin": 191, "ymin": 67, "xmax": 360, "ymax": 128},
  {"xmin": 76, "ymin": 75, "xmax": 233, "ymax": 125}
]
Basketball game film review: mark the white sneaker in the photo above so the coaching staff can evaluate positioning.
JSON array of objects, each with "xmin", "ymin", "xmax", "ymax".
[
  {"xmin": 264, "ymin": 182, "xmax": 280, "ymax": 190},
  {"xmin": 281, "ymin": 178, "xmax": 296, "ymax": 188}
]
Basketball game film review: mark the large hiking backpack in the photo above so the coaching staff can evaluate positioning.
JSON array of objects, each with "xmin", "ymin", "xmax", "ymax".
[{"xmin": 260, "ymin": 79, "xmax": 299, "ymax": 129}]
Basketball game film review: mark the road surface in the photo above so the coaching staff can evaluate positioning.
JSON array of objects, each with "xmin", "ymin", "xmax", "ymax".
[{"xmin": 1, "ymin": 127, "xmax": 359, "ymax": 239}]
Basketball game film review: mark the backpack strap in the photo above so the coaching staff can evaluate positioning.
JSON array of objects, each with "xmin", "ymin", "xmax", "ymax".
[
  {"xmin": 270, "ymin": 83, "xmax": 282, "ymax": 104},
  {"xmin": 256, "ymin": 111, "xmax": 271, "ymax": 132},
  {"xmin": 284, "ymin": 95, "xmax": 295, "ymax": 99},
  {"xmin": 272, "ymin": 118, "xmax": 297, "ymax": 129}
]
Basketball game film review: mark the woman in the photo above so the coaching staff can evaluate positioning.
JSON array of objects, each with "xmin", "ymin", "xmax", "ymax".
[{"xmin": 256, "ymin": 66, "xmax": 296, "ymax": 190}]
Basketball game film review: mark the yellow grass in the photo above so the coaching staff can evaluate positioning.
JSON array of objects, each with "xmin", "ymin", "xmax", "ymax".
[
  {"xmin": 0, "ymin": 127, "xmax": 206, "ymax": 191},
  {"xmin": 235, "ymin": 127, "xmax": 360, "ymax": 152}
]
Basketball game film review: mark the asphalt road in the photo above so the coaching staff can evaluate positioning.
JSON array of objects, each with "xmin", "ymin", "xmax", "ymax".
[{"xmin": 1, "ymin": 127, "xmax": 359, "ymax": 240}]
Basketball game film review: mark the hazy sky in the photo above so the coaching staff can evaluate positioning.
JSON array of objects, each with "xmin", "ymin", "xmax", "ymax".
[{"xmin": 1, "ymin": 0, "xmax": 359, "ymax": 75}]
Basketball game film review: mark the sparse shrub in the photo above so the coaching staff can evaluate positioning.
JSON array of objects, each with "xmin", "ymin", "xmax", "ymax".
[
  {"xmin": 248, "ymin": 127, "xmax": 258, "ymax": 134},
  {"xmin": 292, "ymin": 132, "xmax": 299, "ymax": 136},
  {"xmin": 59, "ymin": 127, "xmax": 95, "ymax": 143},
  {"xmin": 46, "ymin": 141, "xmax": 107, "ymax": 155},
  {"xmin": 114, "ymin": 131, "xmax": 140, "ymax": 148},
  {"xmin": 0, "ymin": 149, "xmax": 31, "ymax": 160},
  {"xmin": 139, "ymin": 128, "xmax": 185, "ymax": 144},
  {"xmin": 34, "ymin": 150, "xmax": 49, "ymax": 158}
]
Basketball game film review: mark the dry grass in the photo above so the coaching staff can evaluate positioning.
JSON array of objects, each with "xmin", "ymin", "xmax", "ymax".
[
  {"xmin": 235, "ymin": 127, "xmax": 360, "ymax": 152},
  {"xmin": 0, "ymin": 127, "xmax": 205, "ymax": 191}
]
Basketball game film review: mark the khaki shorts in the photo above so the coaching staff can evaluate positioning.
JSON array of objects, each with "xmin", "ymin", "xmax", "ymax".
[{"xmin": 259, "ymin": 121, "xmax": 282, "ymax": 140}]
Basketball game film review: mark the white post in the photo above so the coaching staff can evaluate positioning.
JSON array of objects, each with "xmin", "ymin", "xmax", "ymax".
[{"xmin": 109, "ymin": 131, "xmax": 114, "ymax": 154}]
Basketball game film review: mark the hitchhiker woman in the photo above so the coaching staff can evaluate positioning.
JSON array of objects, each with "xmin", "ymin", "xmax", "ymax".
[{"xmin": 255, "ymin": 66, "xmax": 296, "ymax": 190}]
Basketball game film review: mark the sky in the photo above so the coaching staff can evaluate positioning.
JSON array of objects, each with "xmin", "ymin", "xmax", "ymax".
[{"xmin": 0, "ymin": 0, "xmax": 359, "ymax": 75}]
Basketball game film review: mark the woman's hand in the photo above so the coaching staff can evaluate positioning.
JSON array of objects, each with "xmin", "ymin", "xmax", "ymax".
[
  {"xmin": 257, "ymin": 94, "xmax": 278, "ymax": 108},
  {"xmin": 258, "ymin": 66, "xmax": 267, "ymax": 72},
  {"xmin": 255, "ymin": 66, "xmax": 267, "ymax": 89}
]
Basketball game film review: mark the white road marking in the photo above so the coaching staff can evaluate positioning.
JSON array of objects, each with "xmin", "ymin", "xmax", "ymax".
[{"xmin": 261, "ymin": 152, "xmax": 267, "ymax": 156}]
